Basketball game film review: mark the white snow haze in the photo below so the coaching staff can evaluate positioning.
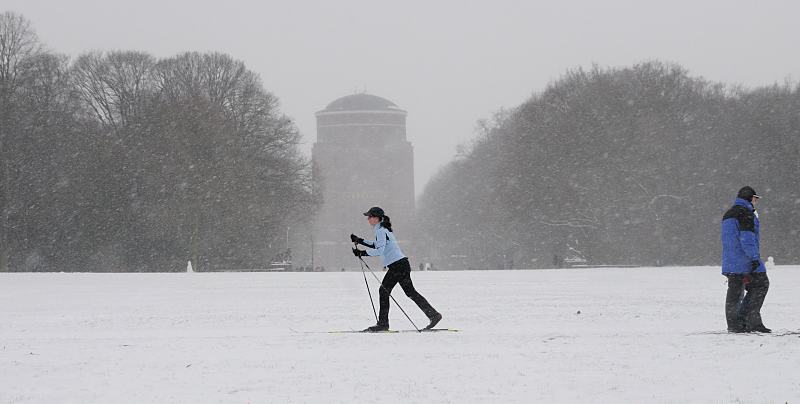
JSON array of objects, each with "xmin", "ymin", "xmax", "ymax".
[
  {"xmin": 5, "ymin": 0, "xmax": 800, "ymax": 193},
  {"xmin": 2, "ymin": 1, "xmax": 800, "ymax": 403}
]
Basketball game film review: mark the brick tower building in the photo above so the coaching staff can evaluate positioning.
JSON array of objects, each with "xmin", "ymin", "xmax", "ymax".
[{"xmin": 311, "ymin": 94, "xmax": 415, "ymax": 270}]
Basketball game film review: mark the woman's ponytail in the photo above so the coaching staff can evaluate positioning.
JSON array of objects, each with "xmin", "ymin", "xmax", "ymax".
[{"xmin": 380, "ymin": 215, "xmax": 393, "ymax": 232}]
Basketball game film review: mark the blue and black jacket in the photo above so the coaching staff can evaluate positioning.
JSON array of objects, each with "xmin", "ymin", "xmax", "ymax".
[{"xmin": 721, "ymin": 198, "xmax": 765, "ymax": 275}]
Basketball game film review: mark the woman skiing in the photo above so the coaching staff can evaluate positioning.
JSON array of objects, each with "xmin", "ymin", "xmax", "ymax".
[{"xmin": 351, "ymin": 206, "xmax": 442, "ymax": 332}]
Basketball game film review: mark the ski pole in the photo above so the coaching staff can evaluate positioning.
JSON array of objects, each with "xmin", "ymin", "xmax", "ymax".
[
  {"xmin": 358, "ymin": 255, "xmax": 421, "ymax": 332},
  {"xmin": 355, "ymin": 242, "xmax": 378, "ymax": 323}
]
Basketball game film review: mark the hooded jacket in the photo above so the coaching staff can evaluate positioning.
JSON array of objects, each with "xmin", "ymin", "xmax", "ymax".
[{"xmin": 721, "ymin": 198, "xmax": 765, "ymax": 274}]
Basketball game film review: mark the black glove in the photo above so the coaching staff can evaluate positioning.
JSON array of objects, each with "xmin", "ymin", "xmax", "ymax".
[
  {"xmin": 351, "ymin": 234, "xmax": 374, "ymax": 248},
  {"xmin": 352, "ymin": 248, "xmax": 368, "ymax": 257},
  {"xmin": 751, "ymin": 260, "xmax": 760, "ymax": 272}
]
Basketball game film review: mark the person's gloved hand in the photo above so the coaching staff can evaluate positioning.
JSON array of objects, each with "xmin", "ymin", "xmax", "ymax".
[
  {"xmin": 751, "ymin": 260, "xmax": 760, "ymax": 272},
  {"xmin": 350, "ymin": 234, "xmax": 363, "ymax": 244},
  {"xmin": 352, "ymin": 248, "xmax": 367, "ymax": 257},
  {"xmin": 742, "ymin": 274, "xmax": 751, "ymax": 285}
]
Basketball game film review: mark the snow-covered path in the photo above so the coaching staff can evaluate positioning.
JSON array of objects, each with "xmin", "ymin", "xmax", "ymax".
[{"xmin": 2, "ymin": 266, "xmax": 799, "ymax": 403}]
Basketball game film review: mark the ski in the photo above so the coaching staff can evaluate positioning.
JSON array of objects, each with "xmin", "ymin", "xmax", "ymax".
[
  {"xmin": 361, "ymin": 328, "xmax": 458, "ymax": 333},
  {"xmin": 687, "ymin": 330, "xmax": 798, "ymax": 336},
  {"xmin": 292, "ymin": 329, "xmax": 368, "ymax": 334},
  {"xmin": 299, "ymin": 328, "xmax": 459, "ymax": 334},
  {"xmin": 408, "ymin": 328, "xmax": 459, "ymax": 333}
]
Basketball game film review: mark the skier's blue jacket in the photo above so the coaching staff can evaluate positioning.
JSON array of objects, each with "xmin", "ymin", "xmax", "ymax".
[
  {"xmin": 362, "ymin": 223, "xmax": 406, "ymax": 267},
  {"xmin": 721, "ymin": 198, "xmax": 765, "ymax": 275}
]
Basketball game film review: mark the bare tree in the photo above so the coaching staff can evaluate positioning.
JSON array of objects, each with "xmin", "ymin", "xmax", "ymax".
[
  {"xmin": 1, "ymin": 16, "xmax": 313, "ymax": 272},
  {"xmin": 0, "ymin": 11, "xmax": 41, "ymax": 271},
  {"xmin": 149, "ymin": 52, "xmax": 310, "ymax": 269},
  {"xmin": 420, "ymin": 62, "xmax": 800, "ymax": 268},
  {"xmin": 71, "ymin": 51, "xmax": 157, "ymax": 130}
]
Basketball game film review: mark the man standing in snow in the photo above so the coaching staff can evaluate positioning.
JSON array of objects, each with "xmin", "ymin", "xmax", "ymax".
[{"xmin": 721, "ymin": 186, "xmax": 771, "ymax": 333}]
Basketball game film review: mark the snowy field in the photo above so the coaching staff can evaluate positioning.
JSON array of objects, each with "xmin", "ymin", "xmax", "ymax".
[{"xmin": 2, "ymin": 266, "xmax": 799, "ymax": 404}]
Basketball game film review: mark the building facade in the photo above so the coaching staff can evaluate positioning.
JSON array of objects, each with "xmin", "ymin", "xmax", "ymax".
[{"xmin": 312, "ymin": 94, "xmax": 415, "ymax": 270}]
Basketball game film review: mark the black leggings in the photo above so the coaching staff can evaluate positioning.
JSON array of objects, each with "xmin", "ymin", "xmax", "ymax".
[{"xmin": 377, "ymin": 258, "xmax": 438, "ymax": 326}]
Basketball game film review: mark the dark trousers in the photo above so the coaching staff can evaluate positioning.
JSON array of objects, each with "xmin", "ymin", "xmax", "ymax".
[
  {"xmin": 377, "ymin": 258, "xmax": 438, "ymax": 326},
  {"xmin": 725, "ymin": 273, "xmax": 769, "ymax": 331}
]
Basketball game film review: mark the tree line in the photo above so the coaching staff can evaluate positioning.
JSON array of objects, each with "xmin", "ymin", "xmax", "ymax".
[
  {"xmin": 0, "ymin": 12, "xmax": 312, "ymax": 271},
  {"xmin": 418, "ymin": 62, "xmax": 799, "ymax": 269}
]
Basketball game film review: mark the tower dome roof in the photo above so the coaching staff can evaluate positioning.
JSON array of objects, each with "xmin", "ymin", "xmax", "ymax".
[{"xmin": 323, "ymin": 93, "xmax": 403, "ymax": 112}]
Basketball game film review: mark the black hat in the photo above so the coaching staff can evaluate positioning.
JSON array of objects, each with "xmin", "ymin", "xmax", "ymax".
[
  {"xmin": 737, "ymin": 186, "xmax": 760, "ymax": 202},
  {"xmin": 363, "ymin": 207, "xmax": 385, "ymax": 217}
]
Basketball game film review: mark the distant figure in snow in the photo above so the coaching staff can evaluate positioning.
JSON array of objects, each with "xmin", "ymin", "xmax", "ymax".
[
  {"xmin": 765, "ymin": 256, "xmax": 775, "ymax": 269},
  {"xmin": 351, "ymin": 207, "xmax": 442, "ymax": 332},
  {"xmin": 721, "ymin": 186, "xmax": 771, "ymax": 333},
  {"xmin": 553, "ymin": 254, "xmax": 564, "ymax": 269}
]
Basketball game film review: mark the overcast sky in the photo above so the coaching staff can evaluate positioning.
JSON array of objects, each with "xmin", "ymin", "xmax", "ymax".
[{"xmin": 5, "ymin": 0, "xmax": 800, "ymax": 195}]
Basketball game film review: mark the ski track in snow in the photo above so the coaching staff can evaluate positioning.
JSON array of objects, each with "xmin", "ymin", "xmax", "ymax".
[{"xmin": 1, "ymin": 266, "xmax": 799, "ymax": 403}]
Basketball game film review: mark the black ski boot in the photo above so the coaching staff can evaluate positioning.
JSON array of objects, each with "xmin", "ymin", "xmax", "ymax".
[
  {"xmin": 363, "ymin": 323, "xmax": 389, "ymax": 332},
  {"xmin": 747, "ymin": 324, "xmax": 772, "ymax": 333},
  {"xmin": 424, "ymin": 312, "xmax": 442, "ymax": 330}
]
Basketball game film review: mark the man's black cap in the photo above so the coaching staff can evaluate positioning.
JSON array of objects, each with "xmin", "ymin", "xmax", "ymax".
[
  {"xmin": 363, "ymin": 207, "xmax": 385, "ymax": 217},
  {"xmin": 737, "ymin": 186, "xmax": 760, "ymax": 202}
]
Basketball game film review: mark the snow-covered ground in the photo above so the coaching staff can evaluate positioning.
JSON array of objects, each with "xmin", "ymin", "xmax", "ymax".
[{"xmin": 2, "ymin": 266, "xmax": 799, "ymax": 403}]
